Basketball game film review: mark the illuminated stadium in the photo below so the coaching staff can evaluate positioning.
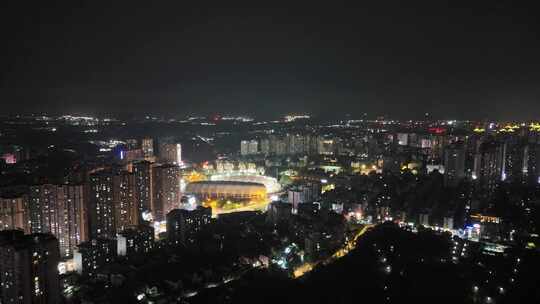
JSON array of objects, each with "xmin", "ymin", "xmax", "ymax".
[
  {"xmin": 185, "ymin": 181, "xmax": 267, "ymax": 200},
  {"xmin": 209, "ymin": 174, "xmax": 282, "ymax": 194}
]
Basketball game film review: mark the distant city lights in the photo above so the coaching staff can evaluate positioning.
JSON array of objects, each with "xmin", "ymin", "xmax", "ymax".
[{"xmin": 284, "ymin": 114, "xmax": 310, "ymax": 122}]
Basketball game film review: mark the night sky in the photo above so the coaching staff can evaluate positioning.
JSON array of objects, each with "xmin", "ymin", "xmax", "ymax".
[{"xmin": 1, "ymin": 1, "xmax": 539, "ymax": 119}]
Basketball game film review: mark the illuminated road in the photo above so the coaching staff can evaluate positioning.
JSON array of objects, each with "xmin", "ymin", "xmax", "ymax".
[
  {"xmin": 293, "ymin": 224, "xmax": 374, "ymax": 278},
  {"xmin": 326, "ymin": 224, "xmax": 373, "ymax": 261}
]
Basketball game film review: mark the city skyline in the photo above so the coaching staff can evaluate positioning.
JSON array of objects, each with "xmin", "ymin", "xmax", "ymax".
[
  {"xmin": 1, "ymin": 2, "xmax": 540, "ymax": 303},
  {"xmin": 3, "ymin": 112, "xmax": 540, "ymax": 123},
  {"xmin": 1, "ymin": 108, "xmax": 540, "ymax": 303}
]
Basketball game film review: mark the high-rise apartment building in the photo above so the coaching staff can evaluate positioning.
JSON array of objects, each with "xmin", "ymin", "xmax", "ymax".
[
  {"xmin": 113, "ymin": 171, "xmax": 139, "ymax": 232},
  {"xmin": 28, "ymin": 184, "xmax": 87, "ymax": 257},
  {"xmin": 88, "ymin": 173, "xmax": 116, "ymax": 239},
  {"xmin": 141, "ymin": 138, "xmax": 154, "ymax": 158},
  {"xmin": 133, "ymin": 161, "xmax": 153, "ymax": 220},
  {"xmin": 73, "ymin": 238, "xmax": 117, "ymax": 278},
  {"xmin": 0, "ymin": 195, "xmax": 29, "ymax": 233},
  {"xmin": 117, "ymin": 224, "xmax": 154, "ymax": 256},
  {"xmin": 318, "ymin": 138, "xmax": 335, "ymax": 155},
  {"xmin": 525, "ymin": 143, "xmax": 540, "ymax": 183},
  {"xmin": 474, "ymin": 140, "xmax": 505, "ymax": 194},
  {"xmin": 0, "ymin": 231, "xmax": 60, "ymax": 304},
  {"xmin": 158, "ymin": 143, "xmax": 182, "ymax": 165},
  {"xmin": 252, "ymin": 134, "xmax": 328, "ymax": 156},
  {"xmin": 166, "ymin": 206, "xmax": 211, "ymax": 245},
  {"xmin": 260, "ymin": 138, "xmax": 270, "ymax": 155},
  {"xmin": 502, "ymin": 139, "xmax": 527, "ymax": 182},
  {"xmin": 89, "ymin": 170, "xmax": 143, "ymax": 240},
  {"xmin": 288, "ymin": 183, "xmax": 321, "ymax": 210},
  {"xmin": 240, "ymin": 140, "xmax": 258, "ymax": 156},
  {"xmin": 152, "ymin": 164, "xmax": 181, "ymax": 222},
  {"xmin": 443, "ymin": 143, "xmax": 466, "ymax": 187},
  {"xmin": 286, "ymin": 134, "xmax": 305, "ymax": 154}
]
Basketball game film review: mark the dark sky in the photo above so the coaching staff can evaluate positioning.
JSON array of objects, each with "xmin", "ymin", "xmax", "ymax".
[{"xmin": 1, "ymin": 1, "xmax": 539, "ymax": 119}]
